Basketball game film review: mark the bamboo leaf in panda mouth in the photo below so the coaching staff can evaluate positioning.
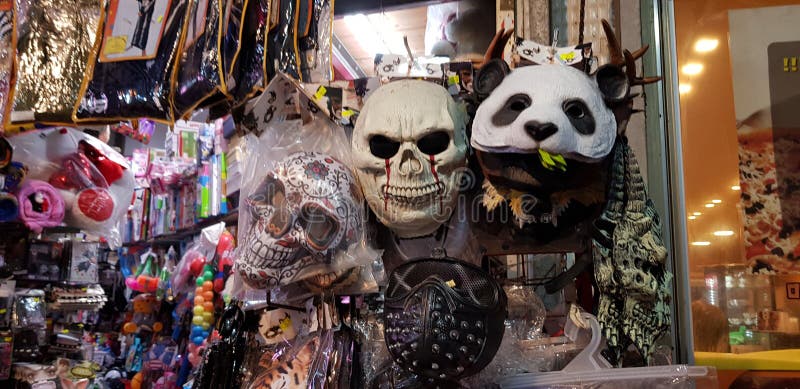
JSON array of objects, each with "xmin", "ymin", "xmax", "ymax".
[{"xmin": 538, "ymin": 149, "xmax": 568, "ymax": 172}]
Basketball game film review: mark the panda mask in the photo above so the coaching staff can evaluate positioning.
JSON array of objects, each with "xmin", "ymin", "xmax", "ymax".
[{"xmin": 471, "ymin": 61, "xmax": 629, "ymax": 163}]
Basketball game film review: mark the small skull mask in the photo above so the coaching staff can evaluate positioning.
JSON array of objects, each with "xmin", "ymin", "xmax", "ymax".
[
  {"xmin": 237, "ymin": 152, "xmax": 362, "ymax": 289},
  {"xmin": 352, "ymin": 80, "xmax": 468, "ymax": 238}
]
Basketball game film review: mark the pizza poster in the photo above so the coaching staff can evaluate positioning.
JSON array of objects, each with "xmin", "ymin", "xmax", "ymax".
[{"xmin": 729, "ymin": 5, "xmax": 800, "ymax": 273}]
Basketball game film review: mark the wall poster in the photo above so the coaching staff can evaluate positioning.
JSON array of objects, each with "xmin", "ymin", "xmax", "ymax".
[{"xmin": 729, "ymin": 5, "xmax": 800, "ymax": 273}]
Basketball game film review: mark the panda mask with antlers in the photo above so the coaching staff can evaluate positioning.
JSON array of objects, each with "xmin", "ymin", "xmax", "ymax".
[{"xmin": 470, "ymin": 20, "xmax": 659, "ymax": 225}]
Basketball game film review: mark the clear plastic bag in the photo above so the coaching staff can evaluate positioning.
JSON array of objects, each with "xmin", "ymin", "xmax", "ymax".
[
  {"xmin": 266, "ymin": 0, "xmax": 300, "ymax": 80},
  {"xmin": 11, "ymin": 0, "xmax": 100, "ymax": 124},
  {"xmin": 172, "ymin": 0, "xmax": 228, "ymax": 119},
  {"xmin": 8, "ymin": 127, "xmax": 135, "ymax": 247},
  {"xmin": 230, "ymin": 0, "xmax": 269, "ymax": 104},
  {"xmin": 73, "ymin": 0, "xmax": 188, "ymax": 123},
  {"xmin": 299, "ymin": 0, "xmax": 332, "ymax": 83},
  {"xmin": 234, "ymin": 73, "xmax": 374, "ymax": 290},
  {"xmin": 0, "ymin": 7, "xmax": 14, "ymax": 130}
]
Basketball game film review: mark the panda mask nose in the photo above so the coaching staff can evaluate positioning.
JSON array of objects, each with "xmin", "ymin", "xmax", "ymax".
[{"xmin": 524, "ymin": 121, "xmax": 558, "ymax": 142}]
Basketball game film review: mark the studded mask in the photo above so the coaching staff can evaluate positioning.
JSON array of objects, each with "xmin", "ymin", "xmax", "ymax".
[{"xmin": 383, "ymin": 258, "xmax": 507, "ymax": 383}]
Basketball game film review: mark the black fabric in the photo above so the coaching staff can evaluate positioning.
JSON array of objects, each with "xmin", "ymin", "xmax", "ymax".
[
  {"xmin": 172, "ymin": 0, "xmax": 226, "ymax": 119},
  {"xmin": 232, "ymin": 0, "xmax": 268, "ymax": 103},
  {"xmin": 75, "ymin": 1, "xmax": 188, "ymax": 122}
]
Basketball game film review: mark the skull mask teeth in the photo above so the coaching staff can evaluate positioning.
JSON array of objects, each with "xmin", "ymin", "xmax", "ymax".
[
  {"xmin": 238, "ymin": 152, "xmax": 362, "ymax": 289},
  {"xmin": 351, "ymin": 80, "xmax": 468, "ymax": 238}
]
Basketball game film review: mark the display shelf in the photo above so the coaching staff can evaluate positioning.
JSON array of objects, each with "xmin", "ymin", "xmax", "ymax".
[{"xmin": 122, "ymin": 210, "xmax": 239, "ymax": 247}]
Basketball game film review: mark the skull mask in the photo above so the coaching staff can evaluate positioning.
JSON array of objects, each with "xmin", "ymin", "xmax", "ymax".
[
  {"xmin": 352, "ymin": 80, "xmax": 468, "ymax": 238},
  {"xmin": 237, "ymin": 152, "xmax": 362, "ymax": 289}
]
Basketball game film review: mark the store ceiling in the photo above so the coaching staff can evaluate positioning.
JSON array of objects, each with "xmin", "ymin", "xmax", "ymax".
[{"xmin": 333, "ymin": 6, "xmax": 429, "ymax": 77}]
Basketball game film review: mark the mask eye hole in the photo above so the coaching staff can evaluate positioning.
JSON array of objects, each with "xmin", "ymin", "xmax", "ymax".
[
  {"xmin": 369, "ymin": 135, "xmax": 401, "ymax": 159},
  {"xmin": 507, "ymin": 94, "xmax": 531, "ymax": 111},
  {"xmin": 268, "ymin": 190, "xmax": 293, "ymax": 237},
  {"xmin": 563, "ymin": 99, "xmax": 587, "ymax": 118},
  {"xmin": 416, "ymin": 131, "xmax": 450, "ymax": 155},
  {"xmin": 299, "ymin": 204, "xmax": 340, "ymax": 250}
]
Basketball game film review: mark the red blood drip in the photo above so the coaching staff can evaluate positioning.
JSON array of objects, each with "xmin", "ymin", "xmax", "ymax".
[
  {"xmin": 429, "ymin": 155, "xmax": 442, "ymax": 212},
  {"xmin": 384, "ymin": 159, "xmax": 391, "ymax": 211}
]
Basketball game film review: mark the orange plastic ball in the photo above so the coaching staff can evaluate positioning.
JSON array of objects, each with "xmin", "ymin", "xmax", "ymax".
[
  {"xmin": 153, "ymin": 322, "xmax": 164, "ymax": 332},
  {"xmin": 202, "ymin": 281, "xmax": 213, "ymax": 292},
  {"xmin": 123, "ymin": 322, "xmax": 137, "ymax": 334},
  {"xmin": 195, "ymin": 287, "xmax": 204, "ymax": 296},
  {"xmin": 194, "ymin": 296, "xmax": 204, "ymax": 306},
  {"xmin": 202, "ymin": 291, "xmax": 214, "ymax": 301},
  {"xmin": 203, "ymin": 301, "xmax": 214, "ymax": 312}
]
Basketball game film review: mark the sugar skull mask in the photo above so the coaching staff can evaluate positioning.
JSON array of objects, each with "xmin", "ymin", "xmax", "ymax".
[
  {"xmin": 352, "ymin": 80, "xmax": 468, "ymax": 238},
  {"xmin": 237, "ymin": 152, "xmax": 362, "ymax": 289}
]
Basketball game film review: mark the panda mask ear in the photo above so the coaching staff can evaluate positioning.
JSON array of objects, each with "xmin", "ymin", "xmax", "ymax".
[
  {"xmin": 594, "ymin": 64, "xmax": 630, "ymax": 103},
  {"xmin": 473, "ymin": 59, "xmax": 510, "ymax": 102}
]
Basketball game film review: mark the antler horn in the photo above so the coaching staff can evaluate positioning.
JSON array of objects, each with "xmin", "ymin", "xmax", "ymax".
[
  {"xmin": 482, "ymin": 29, "xmax": 514, "ymax": 66},
  {"xmin": 601, "ymin": 19, "xmax": 624, "ymax": 66}
]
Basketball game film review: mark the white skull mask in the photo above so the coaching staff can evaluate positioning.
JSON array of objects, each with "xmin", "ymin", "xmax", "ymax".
[
  {"xmin": 352, "ymin": 80, "xmax": 468, "ymax": 238},
  {"xmin": 237, "ymin": 152, "xmax": 362, "ymax": 289}
]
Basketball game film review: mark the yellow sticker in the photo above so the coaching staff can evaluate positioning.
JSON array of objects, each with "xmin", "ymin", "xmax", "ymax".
[
  {"xmin": 104, "ymin": 36, "xmax": 128, "ymax": 55},
  {"xmin": 32, "ymin": 297, "xmax": 40, "ymax": 303},
  {"xmin": 448, "ymin": 74, "xmax": 460, "ymax": 85},
  {"xmin": 61, "ymin": 329, "xmax": 69, "ymax": 334},
  {"xmin": 157, "ymin": 15, "xmax": 163, "ymax": 23},
  {"xmin": 279, "ymin": 317, "xmax": 292, "ymax": 331},
  {"xmin": 3, "ymin": 337, "xmax": 11, "ymax": 342},
  {"xmin": 445, "ymin": 280, "xmax": 456, "ymax": 288},
  {"xmin": 560, "ymin": 52, "xmax": 576, "ymax": 61},
  {"xmin": 0, "ymin": 309, "xmax": 6, "ymax": 314},
  {"xmin": 313, "ymin": 86, "xmax": 327, "ymax": 101},
  {"xmin": 342, "ymin": 109, "xmax": 355, "ymax": 118}
]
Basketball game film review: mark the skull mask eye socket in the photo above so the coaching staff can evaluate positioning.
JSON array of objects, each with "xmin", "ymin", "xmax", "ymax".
[
  {"xmin": 416, "ymin": 131, "xmax": 451, "ymax": 155},
  {"xmin": 369, "ymin": 135, "xmax": 401, "ymax": 159},
  {"xmin": 298, "ymin": 204, "xmax": 340, "ymax": 251},
  {"xmin": 248, "ymin": 175, "xmax": 293, "ymax": 237}
]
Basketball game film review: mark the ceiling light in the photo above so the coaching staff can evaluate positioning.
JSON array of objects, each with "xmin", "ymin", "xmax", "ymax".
[
  {"xmin": 344, "ymin": 14, "xmax": 386, "ymax": 57},
  {"xmin": 344, "ymin": 13, "xmax": 407, "ymax": 57},
  {"xmin": 731, "ymin": 185, "xmax": 741, "ymax": 190},
  {"xmin": 693, "ymin": 212, "xmax": 702, "ymax": 216},
  {"xmin": 705, "ymin": 203, "xmax": 715, "ymax": 208},
  {"xmin": 712, "ymin": 199, "xmax": 722, "ymax": 204},
  {"xmin": 692, "ymin": 241, "xmax": 711, "ymax": 246},
  {"xmin": 688, "ymin": 216, "xmax": 697, "ymax": 220},
  {"xmin": 713, "ymin": 230, "xmax": 734, "ymax": 236},
  {"xmin": 694, "ymin": 39, "xmax": 719, "ymax": 53},
  {"xmin": 679, "ymin": 84, "xmax": 692, "ymax": 94},
  {"xmin": 682, "ymin": 63, "xmax": 704, "ymax": 75}
]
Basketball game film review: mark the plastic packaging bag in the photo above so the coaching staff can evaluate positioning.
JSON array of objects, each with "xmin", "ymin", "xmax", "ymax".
[
  {"xmin": 221, "ymin": 0, "xmax": 244, "ymax": 90},
  {"xmin": 8, "ymin": 127, "xmax": 135, "ymax": 247},
  {"xmin": 172, "ymin": 0, "xmax": 228, "ymax": 119},
  {"xmin": 0, "ymin": 7, "xmax": 14, "ymax": 131},
  {"xmin": 266, "ymin": 0, "xmax": 300, "ymax": 80},
  {"xmin": 235, "ymin": 73, "xmax": 374, "ymax": 290},
  {"xmin": 10, "ymin": 0, "xmax": 100, "ymax": 124},
  {"xmin": 74, "ymin": 0, "xmax": 188, "ymax": 123},
  {"xmin": 231, "ymin": 0, "xmax": 269, "ymax": 104},
  {"xmin": 299, "ymin": 0, "xmax": 332, "ymax": 83}
]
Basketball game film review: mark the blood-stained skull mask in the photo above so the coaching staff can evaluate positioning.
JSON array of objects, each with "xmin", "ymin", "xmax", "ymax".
[
  {"xmin": 351, "ymin": 80, "xmax": 468, "ymax": 238},
  {"xmin": 237, "ymin": 152, "xmax": 363, "ymax": 289}
]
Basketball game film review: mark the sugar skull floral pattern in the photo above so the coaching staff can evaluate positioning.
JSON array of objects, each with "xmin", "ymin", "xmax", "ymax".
[
  {"xmin": 237, "ymin": 152, "xmax": 363, "ymax": 289},
  {"xmin": 304, "ymin": 161, "xmax": 329, "ymax": 180}
]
